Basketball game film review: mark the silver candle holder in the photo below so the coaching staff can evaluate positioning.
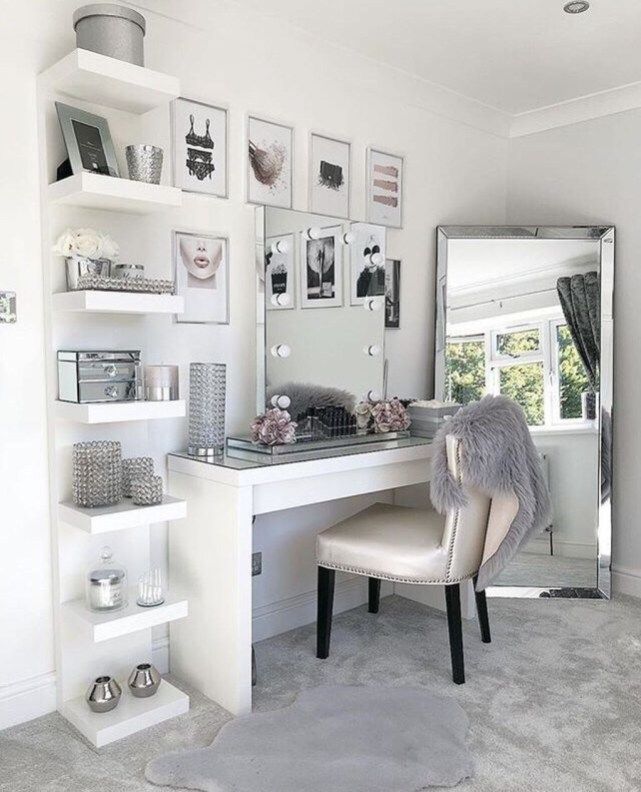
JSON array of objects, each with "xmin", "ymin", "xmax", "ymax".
[
  {"xmin": 145, "ymin": 365, "xmax": 179, "ymax": 401},
  {"xmin": 125, "ymin": 145, "xmax": 164, "ymax": 184},
  {"xmin": 131, "ymin": 474, "xmax": 163, "ymax": 506},
  {"xmin": 73, "ymin": 441, "xmax": 122, "ymax": 508},
  {"xmin": 188, "ymin": 362, "xmax": 226, "ymax": 457},
  {"xmin": 122, "ymin": 457, "xmax": 154, "ymax": 498}
]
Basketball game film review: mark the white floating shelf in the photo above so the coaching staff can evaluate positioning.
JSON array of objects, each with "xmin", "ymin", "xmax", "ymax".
[
  {"xmin": 62, "ymin": 679, "xmax": 189, "ymax": 747},
  {"xmin": 55, "ymin": 399, "xmax": 186, "ymax": 424},
  {"xmin": 63, "ymin": 588, "xmax": 188, "ymax": 643},
  {"xmin": 38, "ymin": 48, "xmax": 180, "ymax": 114},
  {"xmin": 58, "ymin": 495, "xmax": 187, "ymax": 534},
  {"xmin": 48, "ymin": 172, "xmax": 182, "ymax": 214},
  {"xmin": 52, "ymin": 290, "xmax": 184, "ymax": 315}
]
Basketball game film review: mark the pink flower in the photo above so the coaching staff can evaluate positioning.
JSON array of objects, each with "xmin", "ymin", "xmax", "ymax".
[
  {"xmin": 371, "ymin": 398, "xmax": 411, "ymax": 434},
  {"xmin": 251, "ymin": 408, "xmax": 297, "ymax": 446}
]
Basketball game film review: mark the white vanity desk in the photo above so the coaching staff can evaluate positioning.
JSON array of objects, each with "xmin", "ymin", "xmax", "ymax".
[{"xmin": 167, "ymin": 436, "xmax": 433, "ymax": 716}]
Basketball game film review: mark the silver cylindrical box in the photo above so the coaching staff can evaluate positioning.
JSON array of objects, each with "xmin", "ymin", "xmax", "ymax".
[
  {"xmin": 188, "ymin": 363, "xmax": 226, "ymax": 456},
  {"xmin": 73, "ymin": 4, "xmax": 146, "ymax": 66},
  {"xmin": 126, "ymin": 145, "xmax": 163, "ymax": 184}
]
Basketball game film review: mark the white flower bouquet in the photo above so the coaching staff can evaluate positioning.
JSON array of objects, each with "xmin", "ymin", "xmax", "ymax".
[{"xmin": 53, "ymin": 228, "xmax": 120, "ymax": 261}]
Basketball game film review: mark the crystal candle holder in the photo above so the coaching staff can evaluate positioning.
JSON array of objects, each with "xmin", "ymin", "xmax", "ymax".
[
  {"xmin": 73, "ymin": 441, "xmax": 122, "ymax": 508},
  {"xmin": 188, "ymin": 362, "xmax": 226, "ymax": 456},
  {"xmin": 131, "ymin": 474, "xmax": 163, "ymax": 506},
  {"xmin": 122, "ymin": 457, "xmax": 154, "ymax": 498},
  {"xmin": 145, "ymin": 365, "xmax": 179, "ymax": 401}
]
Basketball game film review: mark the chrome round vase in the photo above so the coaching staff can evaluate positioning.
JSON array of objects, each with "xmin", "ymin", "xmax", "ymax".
[
  {"xmin": 86, "ymin": 675, "xmax": 122, "ymax": 713},
  {"xmin": 128, "ymin": 663, "xmax": 161, "ymax": 698}
]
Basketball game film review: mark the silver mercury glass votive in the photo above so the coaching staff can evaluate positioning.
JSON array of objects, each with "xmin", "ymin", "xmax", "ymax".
[
  {"xmin": 188, "ymin": 362, "xmax": 226, "ymax": 457},
  {"xmin": 125, "ymin": 145, "xmax": 163, "ymax": 184}
]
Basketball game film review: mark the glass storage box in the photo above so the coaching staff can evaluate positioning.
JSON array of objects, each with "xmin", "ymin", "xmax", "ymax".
[{"xmin": 57, "ymin": 350, "xmax": 143, "ymax": 403}]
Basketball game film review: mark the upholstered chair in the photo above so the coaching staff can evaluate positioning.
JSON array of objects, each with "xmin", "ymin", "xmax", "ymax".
[{"xmin": 316, "ymin": 435, "xmax": 516, "ymax": 684}]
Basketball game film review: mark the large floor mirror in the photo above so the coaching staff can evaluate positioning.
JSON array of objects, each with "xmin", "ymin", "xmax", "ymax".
[{"xmin": 435, "ymin": 226, "xmax": 613, "ymax": 598}]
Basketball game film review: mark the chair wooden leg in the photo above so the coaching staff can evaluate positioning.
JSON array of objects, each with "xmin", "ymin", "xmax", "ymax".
[
  {"xmin": 368, "ymin": 577, "xmax": 381, "ymax": 613},
  {"xmin": 444, "ymin": 584, "xmax": 465, "ymax": 684},
  {"xmin": 473, "ymin": 575, "xmax": 491, "ymax": 644},
  {"xmin": 317, "ymin": 566, "xmax": 335, "ymax": 659}
]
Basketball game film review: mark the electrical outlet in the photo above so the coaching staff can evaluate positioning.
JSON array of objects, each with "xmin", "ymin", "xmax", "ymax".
[{"xmin": 252, "ymin": 552, "xmax": 262, "ymax": 576}]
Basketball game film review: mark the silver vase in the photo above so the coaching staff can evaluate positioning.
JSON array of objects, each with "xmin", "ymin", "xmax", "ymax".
[
  {"xmin": 188, "ymin": 363, "xmax": 226, "ymax": 456},
  {"xmin": 86, "ymin": 675, "xmax": 122, "ymax": 713},
  {"xmin": 127, "ymin": 663, "xmax": 161, "ymax": 698},
  {"xmin": 126, "ymin": 145, "xmax": 163, "ymax": 184}
]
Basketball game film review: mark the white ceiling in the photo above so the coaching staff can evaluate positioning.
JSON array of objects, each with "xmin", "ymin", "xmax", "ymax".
[{"xmin": 227, "ymin": 0, "xmax": 641, "ymax": 115}]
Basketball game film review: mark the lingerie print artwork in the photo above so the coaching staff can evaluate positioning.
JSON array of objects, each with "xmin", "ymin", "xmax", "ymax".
[{"xmin": 185, "ymin": 114, "xmax": 215, "ymax": 181}]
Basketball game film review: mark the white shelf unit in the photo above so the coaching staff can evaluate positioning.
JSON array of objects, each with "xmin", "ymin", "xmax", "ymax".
[
  {"xmin": 52, "ymin": 290, "xmax": 184, "ymax": 315},
  {"xmin": 63, "ymin": 589, "xmax": 188, "ymax": 643},
  {"xmin": 55, "ymin": 399, "xmax": 186, "ymax": 424},
  {"xmin": 38, "ymin": 48, "xmax": 180, "ymax": 114},
  {"xmin": 38, "ymin": 51, "xmax": 191, "ymax": 747},
  {"xmin": 62, "ymin": 679, "xmax": 189, "ymax": 748},
  {"xmin": 58, "ymin": 496, "xmax": 187, "ymax": 534},
  {"xmin": 48, "ymin": 173, "xmax": 182, "ymax": 214}
]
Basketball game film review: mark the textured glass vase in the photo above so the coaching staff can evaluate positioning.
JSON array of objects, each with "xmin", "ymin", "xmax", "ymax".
[
  {"xmin": 188, "ymin": 362, "xmax": 226, "ymax": 456},
  {"xmin": 73, "ymin": 441, "xmax": 122, "ymax": 508}
]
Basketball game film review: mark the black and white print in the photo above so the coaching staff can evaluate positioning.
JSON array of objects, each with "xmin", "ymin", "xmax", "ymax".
[
  {"xmin": 309, "ymin": 133, "xmax": 350, "ymax": 217},
  {"xmin": 300, "ymin": 226, "xmax": 343, "ymax": 308},
  {"xmin": 350, "ymin": 222, "xmax": 387, "ymax": 306},
  {"xmin": 174, "ymin": 231, "xmax": 229, "ymax": 324},
  {"xmin": 385, "ymin": 258, "xmax": 401, "ymax": 328},
  {"xmin": 266, "ymin": 234, "xmax": 295, "ymax": 310},
  {"xmin": 172, "ymin": 98, "xmax": 227, "ymax": 197},
  {"xmin": 247, "ymin": 116, "xmax": 293, "ymax": 208},
  {"xmin": 366, "ymin": 148, "xmax": 404, "ymax": 228}
]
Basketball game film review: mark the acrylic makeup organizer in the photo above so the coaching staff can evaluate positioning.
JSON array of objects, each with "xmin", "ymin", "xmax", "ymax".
[{"xmin": 38, "ymin": 48, "xmax": 190, "ymax": 747}]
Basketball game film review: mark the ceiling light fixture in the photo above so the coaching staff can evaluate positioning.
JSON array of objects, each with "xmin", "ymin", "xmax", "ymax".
[{"xmin": 563, "ymin": 1, "xmax": 590, "ymax": 13}]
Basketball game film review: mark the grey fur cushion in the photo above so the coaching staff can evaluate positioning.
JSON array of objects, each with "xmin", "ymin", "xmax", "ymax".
[{"xmin": 430, "ymin": 395, "xmax": 551, "ymax": 590}]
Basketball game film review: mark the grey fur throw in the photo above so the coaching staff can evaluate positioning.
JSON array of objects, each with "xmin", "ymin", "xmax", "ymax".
[
  {"xmin": 430, "ymin": 395, "xmax": 551, "ymax": 590},
  {"xmin": 266, "ymin": 382, "xmax": 356, "ymax": 420}
]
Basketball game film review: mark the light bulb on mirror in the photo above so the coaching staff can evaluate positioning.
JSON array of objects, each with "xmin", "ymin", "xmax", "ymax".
[
  {"xmin": 363, "ymin": 344, "xmax": 381, "ymax": 357},
  {"xmin": 270, "ymin": 293, "xmax": 291, "ymax": 307},
  {"xmin": 304, "ymin": 227, "xmax": 321, "ymax": 240},
  {"xmin": 364, "ymin": 297, "xmax": 383, "ymax": 312},
  {"xmin": 369, "ymin": 252, "xmax": 384, "ymax": 267},
  {"xmin": 367, "ymin": 390, "xmax": 381, "ymax": 403},
  {"xmin": 342, "ymin": 231, "xmax": 355, "ymax": 245},
  {"xmin": 276, "ymin": 395, "xmax": 291, "ymax": 409},
  {"xmin": 271, "ymin": 239, "xmax": 289, "ymax": 254},
  {"xmin": 271, "ymin": 344, "xmax": 291, "ymax": 358}
]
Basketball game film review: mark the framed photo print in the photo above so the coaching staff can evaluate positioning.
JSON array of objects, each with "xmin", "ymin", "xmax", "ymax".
[
  {"xmin": 55, "ymin": 102, "xmax": 119, "ymax": 177},
  {"xmin": 247, "ymin": 116, "xmax": 293, "ymax": 208},
  {"xmin": 309, "ymin": 133, "xmax": 350, "ymax": 218},
  {"xmin": 350, "ymin": 222, "xmax": 387, "ymax": 306},
  {"xmin": 385, "ymin": 258, "xmax": 401, "ymax": 328},
  {"xmin": 266, "ymin": 234, "xmax": 295, "ymax": 310},
  {"xmin": 171, "ymin": 98, "xmax": 227, "ymax": 197},
  {"xmin": 366, "ymin": 148, "xmax": 403, "ymax": 228},
  {"xmin": 300, "ymin": 226, "xmax": 343, "ymax": 308},
  {"xmin": 173, "ymin": 231, "xmax": 229, "ymax": 324}
]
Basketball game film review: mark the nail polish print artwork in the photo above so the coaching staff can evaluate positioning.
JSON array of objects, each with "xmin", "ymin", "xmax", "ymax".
[
  {"xmin": 247, "ymin": 116, "xmax": 293, "ymax": 208},
  {"xmin": 366, "ymin": 148, "xmax": 403, "ymax": 228},
  {"xmin": 309, "ymin": 133, "xmax": 350, "ymax": 217},
  {"xmin": 171, "ymin": 98, "xmax": 227, "ymax": 197}
]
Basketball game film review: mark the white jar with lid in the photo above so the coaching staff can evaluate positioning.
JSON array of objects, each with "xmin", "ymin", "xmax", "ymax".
[{"xmin": 86, "ymin": 546, "xmax": 127, "ymax": 612}]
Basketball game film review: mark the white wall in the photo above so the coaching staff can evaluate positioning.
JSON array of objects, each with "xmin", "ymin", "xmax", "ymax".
[
  {"xmin": 507, "ymin": 111, "xmax": 638, "ymax": 593},
  {"xmin": 0, "ymin": 0, "xmax": 507, "ymax": 728}
]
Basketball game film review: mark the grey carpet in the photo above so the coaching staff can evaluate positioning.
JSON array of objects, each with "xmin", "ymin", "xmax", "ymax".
[
  {"xmin": 145, "ymin": 685, "xmax": 473, "ymax": 791},
  {"xmin": 2, "ymin": 593, "xmax": 641, "ymax": 791}
]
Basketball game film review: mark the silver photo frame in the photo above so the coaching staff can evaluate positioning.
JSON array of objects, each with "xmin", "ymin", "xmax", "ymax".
[
  {"xmin": 55, "ymin": 102, "xmax": 119, "ymax": 177},
  {"xmin": 173, "ymin": 230, "xmax": 230, "ymax": 325}
]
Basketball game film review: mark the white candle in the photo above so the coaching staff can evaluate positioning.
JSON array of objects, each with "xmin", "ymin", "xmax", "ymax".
[{"xmin": 145, "ymin": 365, "xmax": 179, "ymax": 400}]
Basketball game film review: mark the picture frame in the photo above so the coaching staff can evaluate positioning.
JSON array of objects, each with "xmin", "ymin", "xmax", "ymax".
[
  {"xmin": 300, "ymin": 225, "xmax": 343, "ymax": 309},
  {"xmin": 385, "ymin": 258, "xmax": 401, "ymax": 328},
  {"xmin": 309, "ymin": 132, "xmax": 350, "ymax": 218},
  {"xmin": 173, "ymin": 230, "xmax": 229, "ymax": 324},
  {"xmin": 366, "ymin": 148, "xmax": 404, "ymax": 228},
  {"xmin": 247, "ymin": 115, "xmax": 293, "ymax": 208},
  {"xmin": 266, "ymin": 234, "xmax": 295, "ymax": 310},
  {"xmin": 350, "ymin": 222, "xmax": 387, "ymax": 306},
  {"xmin": 171, "ymin": 98, "xmax": 228, "ymax": 197},
  {"xmin": 55, "ymin": 101, "xmax": 119, "ymax": 177}
]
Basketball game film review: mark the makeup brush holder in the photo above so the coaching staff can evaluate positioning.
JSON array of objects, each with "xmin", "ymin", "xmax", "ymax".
[
  {"xmin": 131, "ymin": 474, "xmax": 163, "ymax": 506},
  {"xmin": 122, "ymin": 456, "xmax": 154, "ymax": 498},
  {"xmin": 73, "ymin": 440, "xmax": 122, "ymax": 508}
]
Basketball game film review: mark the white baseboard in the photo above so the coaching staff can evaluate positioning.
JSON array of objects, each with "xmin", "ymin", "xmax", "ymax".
[
  {"xmin": 0, "ymin": 637, "xmax": 170, "ymax": 732},
  {"xmin": 252, "ymin": 575, "xmax": 386, "ymax": 643},
  {"xmin": 612, "ymin": 565, "xmax": 641, "ymax": 598}
]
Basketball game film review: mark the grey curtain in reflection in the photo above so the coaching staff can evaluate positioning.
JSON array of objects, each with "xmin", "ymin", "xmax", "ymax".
[{"xmin": 556, "ymin": 272, "xmax": 600, "ymax": 390}]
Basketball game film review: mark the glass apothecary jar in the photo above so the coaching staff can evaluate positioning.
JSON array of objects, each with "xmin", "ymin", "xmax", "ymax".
[{"xmin": 86, "ymin": 546, "xmax": 128, "ymax": 612}]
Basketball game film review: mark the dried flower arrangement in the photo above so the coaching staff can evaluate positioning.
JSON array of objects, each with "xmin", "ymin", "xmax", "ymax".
[
  {"xmin": 353, "ymin": 397, "xmax": 411, "ymax": 434},
  {"xmin": 251, "ymin": 407, "xmax": 297, "ymax": 445}
]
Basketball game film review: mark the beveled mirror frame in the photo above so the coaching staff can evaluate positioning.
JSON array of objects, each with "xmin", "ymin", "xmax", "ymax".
[{"xmin": 435, "ymin": 225, "xmax": 614, "ymax": 600}]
